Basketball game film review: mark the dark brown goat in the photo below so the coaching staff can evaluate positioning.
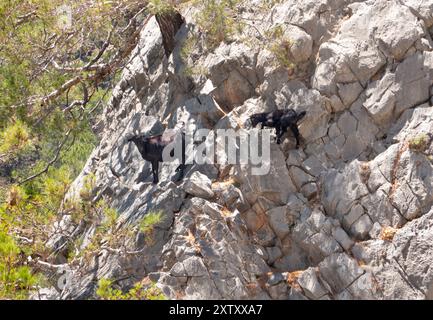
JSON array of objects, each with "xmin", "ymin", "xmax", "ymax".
[{"xmin": 128, "ymin": 131, "xmax": 185, "ymax": 184}]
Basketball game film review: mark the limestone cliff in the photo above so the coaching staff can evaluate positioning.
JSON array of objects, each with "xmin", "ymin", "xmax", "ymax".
[{"xmin": 39, "ymin": 0, "xmax": 433, "ymax": 300}]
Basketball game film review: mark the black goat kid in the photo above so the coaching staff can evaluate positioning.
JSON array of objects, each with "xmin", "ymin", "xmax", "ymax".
[
  {"xmin": 248, "ymin": 109, "xmax": 287, "ymax": 129},
  {"xmin": 128, "ymin": 131, "xmax": 186, "ymax": 184},
  {"xmin": 248, "ymin": 109, "xmax": 306, "ymax": 148}
]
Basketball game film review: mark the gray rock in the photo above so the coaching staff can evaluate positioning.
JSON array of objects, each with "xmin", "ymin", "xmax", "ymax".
[
  {"xmin": 285, "ymin": 25, "xmax": 313, "ymax": 63},
  {"xmin": 332, "ymin": 227, "xmax": 354, "ymax": 251},
  {"xmin": 300, "ymin": 183, "xmax": 318, "ymax": 200},
  {"xmin": 404, "ymin": 0, "xmax": 433, "ymax": 27},
  {"xmin": 288, "ymin": 166, "xmax": 315, "ymax": 191},
  {"xmin": 185, "ymin": 276, "xmax": 222, "ymax": 300},
  {"xmin": 266, "ymin": 206, "xmax": 295, "ymax": 240},
  {"xmin": 244, "ymin": 209, "xmax": 262, "ymax": 232},
  {"xmin": 389, "ymin": 209, "xmax": 433, "ymax": 297},
  {"xmin": 31, "ymin": 288, "xmax": 60, "ymax": 300},
  {"xmin": 206, "ymin": 42, "xmax": 258, "ymax": 109},
  {"xmin": 41, "ymin": 0, "xmax": 433, "ymax": 301},
  {"xmin": 286, "ymin": 194, "xmax": 305, "ymax": 217},
  {"xmin": 337, "ymin": 82, "xmax": 363, "ymax": 107},
  {"xmin": 321, "ymin": 161, "xmax": 369, "ymax": 220},
  {"xmin": 255, "ymin": 223, "xmax": 277, "ymax": 247},
  {"xmin": 395, "ymin": 53, "xmax": 430, "ymax": 115},
  {"xmin": 267, "ymin": 272, "xmax": 285, "ymax": 286},
  {"xmin": 302, "ymin": 155, "xmax": 327, "ymax": 177},
  {"xmin": 297, "ymin": 268, "xmax": 328, "ymax": 300},
  {"xmin": 237, "ymin": 144, "xmax": 296, "ymax": 204},
  {"xmin": 292, "ymin": 210, "xmax": 343, "ymax": 263},
  {"xmin": 267, "ymin": 282, "xmax": 288, "ymax": 300},
  {"xmin": 266, "ymin": 246, "xmax": 283, "ymax": 265},
  {"xmin": 276, "ymin": 240, "xmax": 309, "ymax": 272},
  {"xmin": 364, "ymin": 72, "xmax": 398, "ymax": 126},
  {"xmin": 287, "ymin": 287, "xmax": 308, "ymax": 300},
  {"xmin": 368, "ymin": 0, "xmax": 424, "ymax": 60},
  {"xmin": 184, "ymin": 163, "xmax": 219, "ymax": 181},
  {"xmin": 182, "ymin": 95, "xmax": 225, "ymax": 125},
  {"xmin": 342, "ymin": 204, "xmax": 364, "ymax": 230},
  {"xmin": 319, "ymin": 253, "xmax": 365, "ymax": 294},
  {"xmin": 170, "ymin": 262, "xmax": 187, "ymax": 277},
  {"xmin": 350, "ymin": 214, "xmax": 373, "ymax": 240},
  {"xmin": 329, "ymin": 95, "xmax": 346, "ymax": 113},
  {"xmin": 214, "ymin": 184, "xmax": 250, "ymax": 213},
  {"xmin": 183, "ymin": 171, "xmax": 215, "ymax": 200},
  {"xmin": 347, "ymin": 272, "xmax": 375, "ymax": 300}
]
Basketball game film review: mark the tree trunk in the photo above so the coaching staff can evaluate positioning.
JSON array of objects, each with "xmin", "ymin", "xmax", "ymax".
[{"xmin": 155, "ymin": 11, "xmax": 185, "ymax": 57}]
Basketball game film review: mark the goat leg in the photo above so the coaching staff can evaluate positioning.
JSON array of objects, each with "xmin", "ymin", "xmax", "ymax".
[
  {"xmin": 276, "ymin": 126, "xmax": 286, "ymax": 144},
  {"xmin": 152, "ymin": 160, "xmax": 159, "ymax": 184},
  {"xmin": 275, "ymin": 126, "xmax": 281, "ymax": 142},
  {"xmin": 289, "ymin": 124, "xmax": 301, "ymax": 148},
  {"xmin": 175, "ymin": 164, "xmax": 186, "ymax": 181}
]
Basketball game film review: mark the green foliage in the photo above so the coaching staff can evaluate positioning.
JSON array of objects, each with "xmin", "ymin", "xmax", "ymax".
[
  {"xmin": 0, "ymin": 229, "xmax": 40, "ymax": 299},
  {"xmin": 195, "ymin": 0, "xmax": 242, "ymax": 50},
  {"xmin": 66, "ymin": 198, "xmax": 166, "ymax": 264},
  {"xmin": 0, "ymin": 121, "xmax": 97, "ymax": 298},
  {"xmin": 180, "ymin": 1, "xmax": 295, "ymax": 74},
  {"xmin": 179, "ymin": 0, "xmax": 244, "ymax": 75},
  {"xmin": 96, "ymin": 278, "xmax": 166, "ymax": 300},
  {"xmin": 408, "ymin": 133, "xmax": 430, "ymax": 152},
  {"xmin": 180, "ymin": 33, "xmax": 199, "ymax": 62},
  {"xmin": 98, "ymin": 201, "xmax": 118, "ymax": 234},
  {"xmin": 265, "ymin": 25, "xmax": 295, "ymax": 70},
  {"xmin": 139, "ymin": 211, "xmax": 163, "ymax": 242},
  {"xmin": 180, "ymin": 32, "xmax": 209, "ymax": 76},
  {"xmin": 0, "ymin": 0, "xmax": 157, "ymax": 300},
  {"xmin": 0, "ymin": 0, "xmax": 144, "ymax": 141},
  {"xmin": 139, "ymin": 211, "xmax": 163, "ymax": 234},
  {"xmin": 0, "ymin": 0, "xmax": 290, "ymax": 300},
  {"xmin": 96, "ymin": 278, "xmax": 118, "ymax": 299},
  {"xmin": 183, "ymin": 65, "xmax": 209, "ymax": 78},
  {"xmin": 65, "ymin": 197, "xmax": 119, "ymax": 262},
  {"xmin": 147, "ymin": 0, "xmax": 176, "ymax": 15},
  {"xmin": 79, "ymin": 173, "xmax": 97, "ymax": 202},
  {"xmin": 0, "ymin": 120, "xmax": 32, "ymax": 157},
  {"xmin": 260, "ymin": 0, "xmax": 284, "ymax": 9}
]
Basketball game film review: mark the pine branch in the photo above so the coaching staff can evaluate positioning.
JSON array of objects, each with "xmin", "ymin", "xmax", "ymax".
[{"xmin": 18, "ymin": 128, "xmax": 72, "ymax": 185}]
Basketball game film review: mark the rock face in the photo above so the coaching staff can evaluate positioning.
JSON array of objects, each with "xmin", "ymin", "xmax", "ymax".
[
  {"xmin": 183, "ymin": 172, "xmax": 214, "ymax": 200},
  {"xmin": 39, "ymin": 0, "xmax": 433, "ymax": 300}
]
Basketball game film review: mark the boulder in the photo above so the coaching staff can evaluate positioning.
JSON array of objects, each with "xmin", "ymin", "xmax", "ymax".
[
  {"xmin": 285, "ymin": 25, "xmax": 313, "ymax": 63},
  {"xmin": 266, "ymin": 206, "xmax": 296, "ymax": 240},
  {"xmin": 297, "ymin": 268, "xmax": 328, "ymax": 299},
  {"xmin": 319, "ymin": 253, "xmax": 365, "ymax": 294},
  {"xmin": 183, "ymin": 171, "xmax": 215, "ymax": 200}
]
